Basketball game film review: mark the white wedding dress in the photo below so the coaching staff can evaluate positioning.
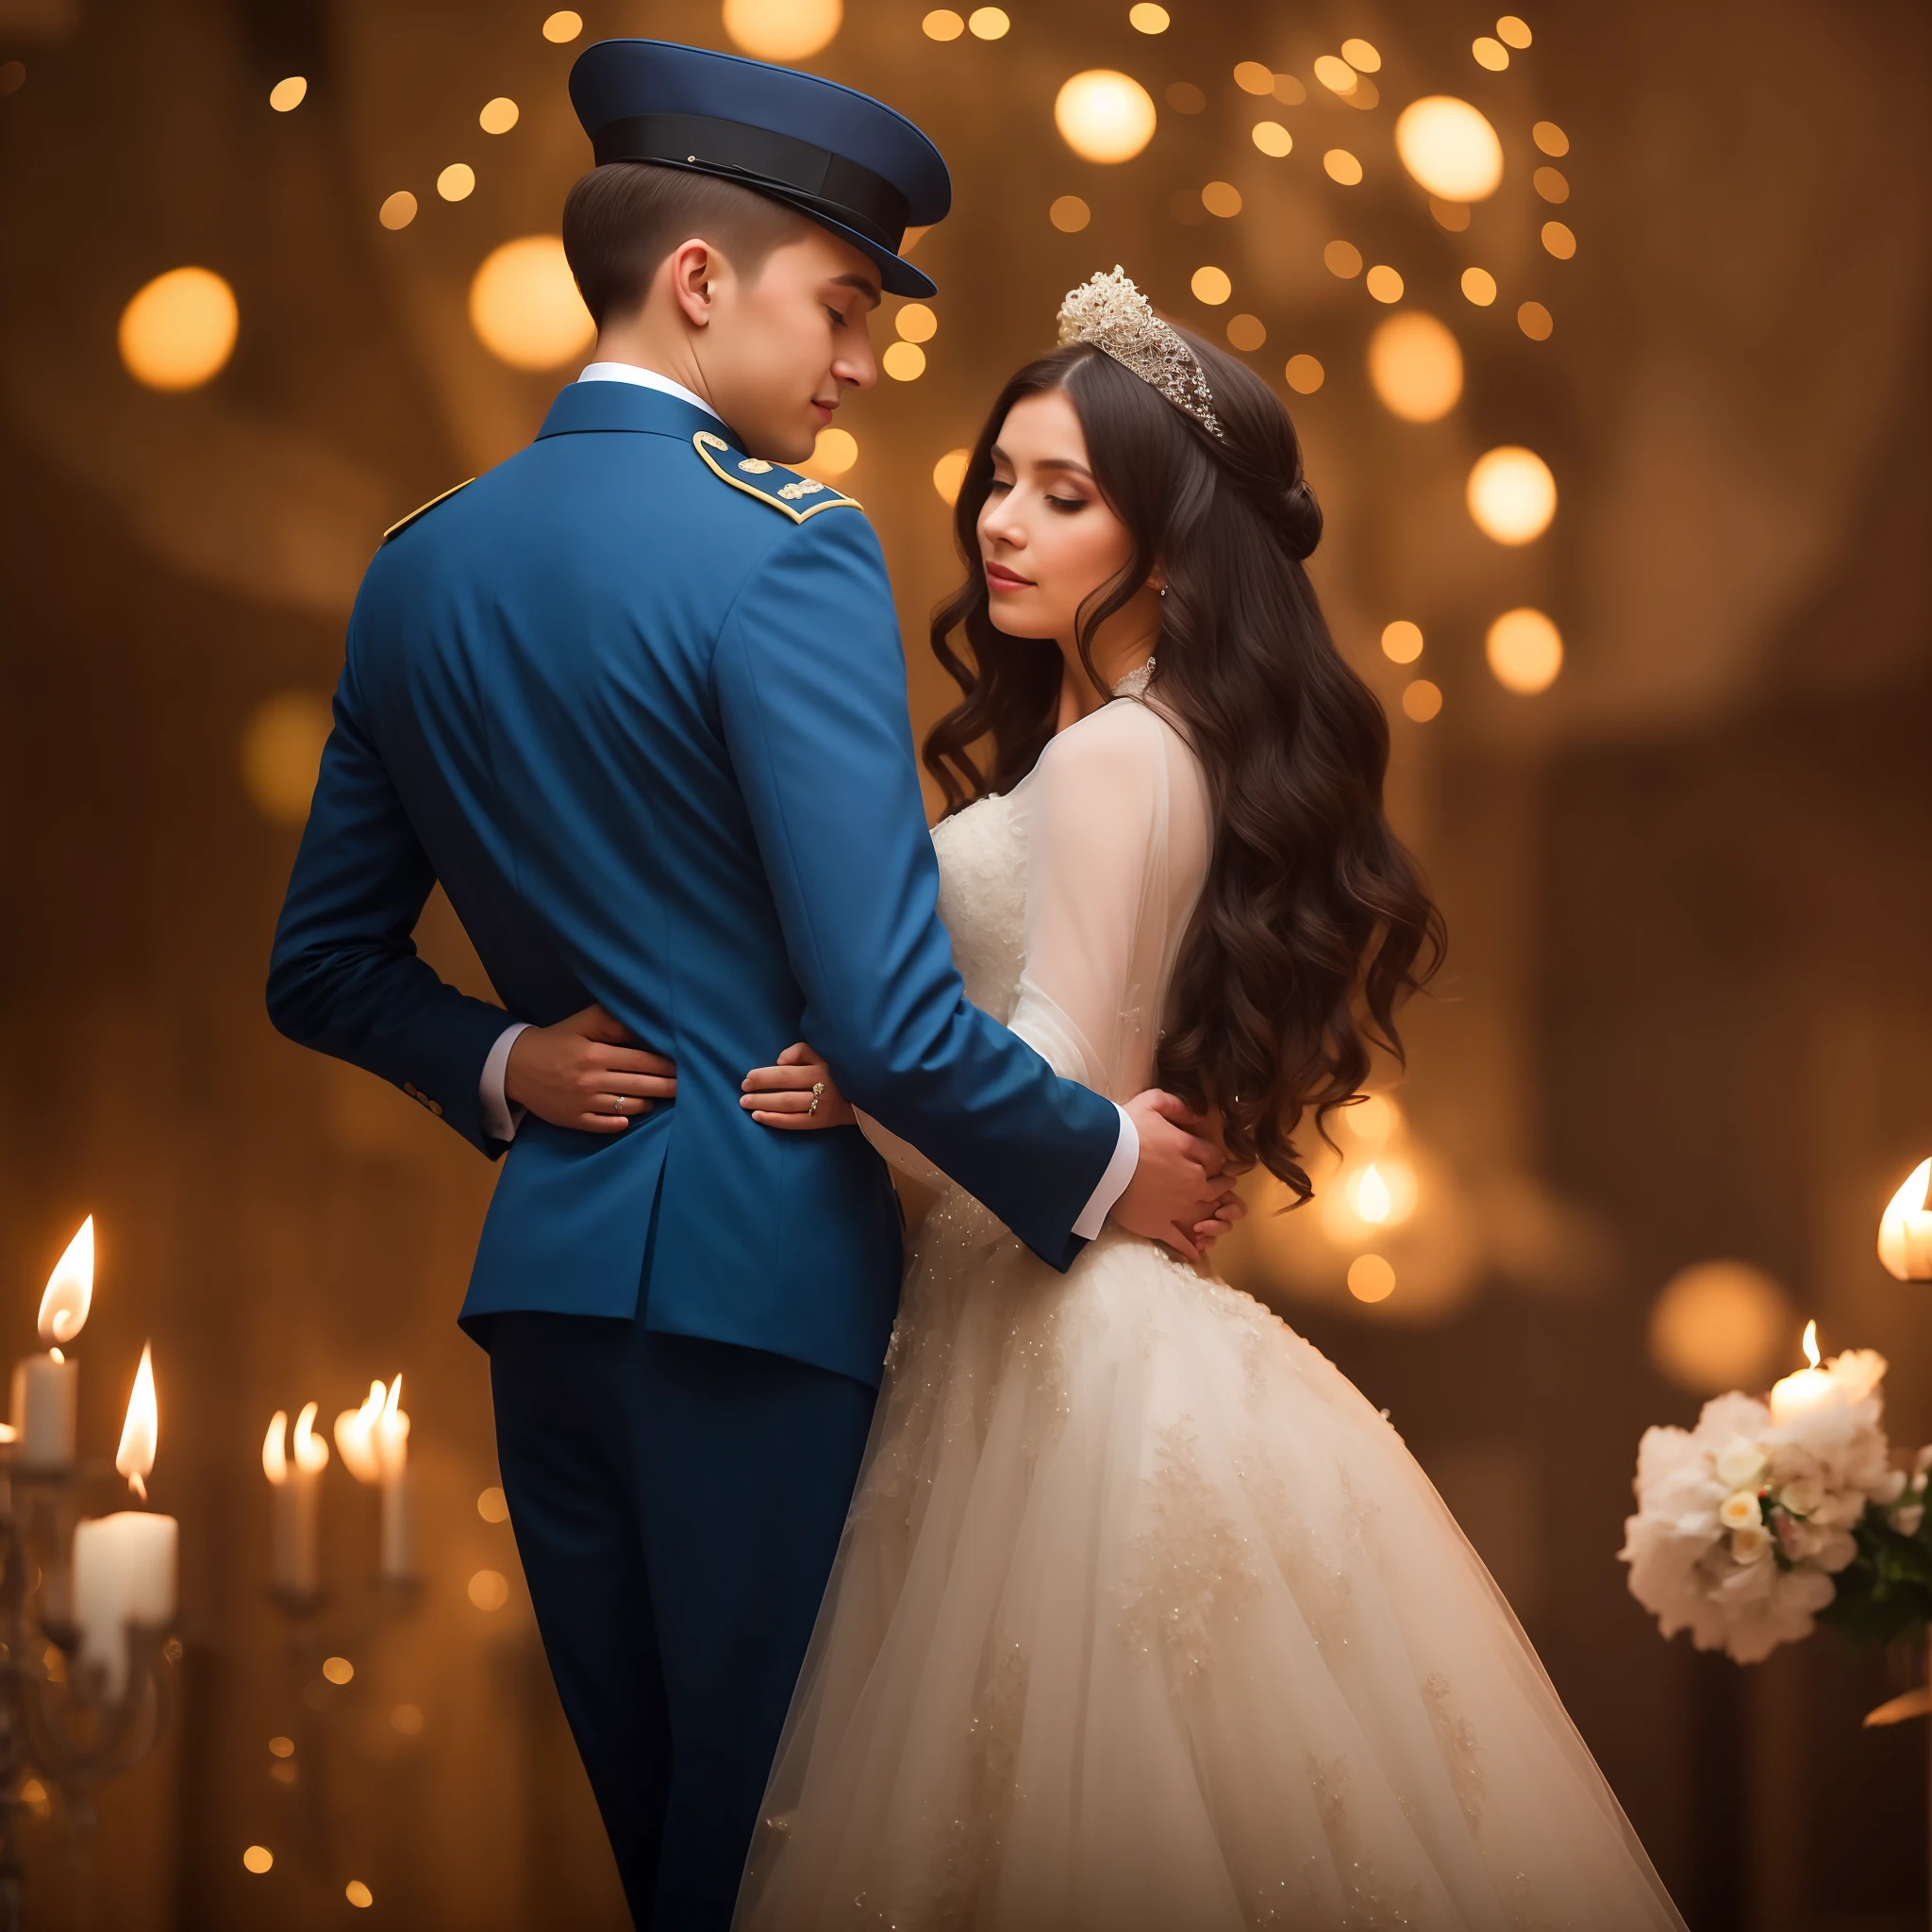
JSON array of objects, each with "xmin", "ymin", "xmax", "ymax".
[{"xmin": 737, "ymin": 690, "xmax": 1685, "ymax": 1931}]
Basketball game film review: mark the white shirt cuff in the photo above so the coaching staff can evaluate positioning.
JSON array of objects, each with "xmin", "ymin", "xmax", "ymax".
[
  {"xmin": 1072, "ymin": 1103, "xmax": 1138, "ymax": 1241},
  {"xmin": 479, "ymin": 1022, "xmax": 531, "ymax": 1143}
]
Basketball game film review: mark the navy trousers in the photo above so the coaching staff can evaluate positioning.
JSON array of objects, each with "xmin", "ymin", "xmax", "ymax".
[{"xmin": 488, "ymin": 1312, "xmax": 877, "ymax": 1930}]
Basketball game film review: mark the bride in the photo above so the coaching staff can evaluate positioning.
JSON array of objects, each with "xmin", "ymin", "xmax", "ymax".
[{"xmin": 731, "ymin": 271, "xmax": 1686, "ymax": 1930}]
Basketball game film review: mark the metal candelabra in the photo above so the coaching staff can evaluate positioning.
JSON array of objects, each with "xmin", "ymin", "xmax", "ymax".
[{"xmin": 0, "ymin": 1457, "xmax": 176, "ymax": 1932}]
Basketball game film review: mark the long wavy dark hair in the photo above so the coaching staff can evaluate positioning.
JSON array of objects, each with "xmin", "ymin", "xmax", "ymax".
[{"xmin": 924, "ymin": 329, "xmax": 1445, "ymax": 1203}]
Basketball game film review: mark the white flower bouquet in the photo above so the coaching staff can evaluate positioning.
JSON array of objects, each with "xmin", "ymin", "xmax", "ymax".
[{"xmin": 1621, "ymin": 1333, "xmax": 1932, "ymax": 1663}]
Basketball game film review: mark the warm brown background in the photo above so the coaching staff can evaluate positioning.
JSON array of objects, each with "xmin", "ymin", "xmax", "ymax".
[{"xmin": 1, "ymin": 0, "xmax": 1928, "ymax": 1925}]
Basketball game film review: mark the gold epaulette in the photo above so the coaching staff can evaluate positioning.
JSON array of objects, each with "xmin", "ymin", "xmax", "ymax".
[
  {"xmin": 691, "ymin": 431, "xmax": 860, "ymax": 523},
  {"xmin": 381, "ymin": 477, "xmax": 475, "ymax": 544}
]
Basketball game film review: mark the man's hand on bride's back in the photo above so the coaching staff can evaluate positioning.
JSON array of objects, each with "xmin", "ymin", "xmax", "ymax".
[
  {"xmin": 741, "ymin": 1042, "xmax": 856, "ymax": 1129},
  {"xmin": 1115, "ymin": 1091, "xmax": 1249, "ymax": 1262},
  {"xmin": 504, "ymin": 1004, "xmax": 677, "ymax": 1134}
]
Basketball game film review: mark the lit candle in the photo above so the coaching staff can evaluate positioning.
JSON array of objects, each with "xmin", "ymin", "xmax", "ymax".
[
  {"xmin": 1878, "ymin": 1158, "xmax": 1932, "ymax": 1282},
  {"xmin": 376, "ymin": 1374, "xmax": 412, "ymax": 1583},
  {"xmin": 264, "ymin": 1402, "xmax": 328, "ymax": 1594},
  {"xmin": 74, "ymin": 1341, "xmax": 177, "ymax": 1701},
  {"xmin": 1769, "ymin": 1320, "xmax": 1838, "ymax": 1424},
  {"xmin": 10, "ymin": 1217, "xmax": 93, "ymax": 1470}
]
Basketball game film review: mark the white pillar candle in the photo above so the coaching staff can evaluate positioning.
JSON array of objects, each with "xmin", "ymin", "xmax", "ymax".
[
  {"xmin": 11, "ymin": 1353, "xmax": 77, "ymax": 1470},
  {"xmin": 1769, "ymin": 1320, "xmax": 1840, "ymax": 1425},
  {"xmin": 264, "ymin": 1404, "xmax": 328, "ymax": 1594},
  {"xmin": 376, "ymin": 1376, "xmax": 411, "ymax": 1583},
  {"xmin": 72, "ymin": 1511, "xmax": 177, "ymax": 1702},
  {"xmin": 1879, "ymin": 1159, "xmax": 1932, "ymax": 1282}
]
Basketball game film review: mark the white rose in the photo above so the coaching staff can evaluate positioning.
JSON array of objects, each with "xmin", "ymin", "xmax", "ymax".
[
  {"xmin": 1715, "ymin": 1437, "xmax": 1768, "ymax": 1489},
  {"xmin": 1719, "ymin": 1490, "xmax": 1763, "ymax": 1532},
  {"xmin": 1779, "ymin": 1474, "xmax": 1824, "ymax": 1516},
  {"xmin": 1730, "ymin": 1525, "xmax": 1773, "ymax": 1565}
]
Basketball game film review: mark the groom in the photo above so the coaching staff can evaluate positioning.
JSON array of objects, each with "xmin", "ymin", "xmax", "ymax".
[{"xmin": 268, "ymin": 37, "xmax": 1227, "ymax": 1930}]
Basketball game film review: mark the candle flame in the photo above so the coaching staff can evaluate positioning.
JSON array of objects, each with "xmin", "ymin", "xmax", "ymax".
[
  {"xmin": 334, "ymin": 1380, "xmax": 388, "ymax": 1485},
  {"xmin": 377, "ymin": 1374, "xmax": 409, "ymax": 1480},
  {"xmin": 291, "ymin": 1401, "xmax": 329, "ymax": 1476},
  {"xmin": 1801, "ymin": 1319, "xmax": 1820, "ymax": 1370},
  {"xmin": 1355, "ymin": 1164, "xmax": 1393, "ymax": 1225},
  {"xmin": 38, "ymin": 1216, "xmax": 94, "ymax": 1348},
  {"xmin": 263, "ymin": 1409, "xmax": 289, "ymax": 1485},
  {"xmin": 1877, "ymin": 1158, "xmax": 1932, "ymax": 1282},
  {"xmin": 115, "ymin": 1341, "xmax": 158, "ymax": 1500}
]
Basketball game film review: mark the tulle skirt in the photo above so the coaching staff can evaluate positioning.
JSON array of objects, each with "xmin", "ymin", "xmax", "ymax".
[{"xmin": 736, "ymin": 1188, "xmax": 1685, "ymax": 1931}]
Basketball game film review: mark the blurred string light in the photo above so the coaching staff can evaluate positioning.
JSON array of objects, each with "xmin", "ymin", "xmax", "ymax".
[
  {"xmin": 1324, "ymin": 241, "xmax": 1362, "ymax": 278},
  {"xmin": 884, "ymin": 342, "xmax": 925, "ymax": 379},
  {"xmin": 1518, "ymin": 300, "xmax": 1554, "ymax": 341},
  {"xmin": 469, "ymin": 1570, "xmax": 510, "ymax": 1611},
  {"xmin": 1486, "ymin": 608, "xmax": 1563, "ymax": 691},
  {"xmin": 1226, "ymin": 313, "xmax": 1265, "ymax": 351},
  {"xmin": 1128, "ymin": 4, "xmax": 1168, "ymax": 31},
  {"xmin": 967, "ymin": 8, "xmax": 1009, "ymax": 39},
  {"xmin": 480, "ymin": 97, "xmax": 520, "ymax": 134},
  {"xmin": 541, "ymin": 10, "xmax": 582, "ymax": 42},
  {"xmin": 1533, "ymin": 120, "xmax": 1569, "ymax": 156},
  {"xmin": 1312, "ymin": 56, "xmax": 1357, "ymax": 97},
  {"xmin": 438, "ymin": 163, "xmax": 475, "ymax": 202},
  {"xmin": 1055, "ymin": 71, "xmax": 1157, "ymax": 162},
  {"xmin": 1541, "ymin": 221, "xmax": 1575, "ymax": 258},
  {"xmin": 392, "ymin": 1702, "xmax": 425, "ymax": 1733},
  {"xmin": 1323, "ymin": 148, "xmax": 1363, "ymax": 186},
  {"xmin": 1649, "ymin": 1260, "xmax": 1794, "ymax": 1396},
  {"xmin": 477, "ymin": 1485, "xmax": 510, "ymax": 1522},
  {"xmin": 269, "ymin": 75, "xmax": 307, "ymax": 112},
  {"xmin": 1233, "ymin": 61, "xmax": 1274, "ymax": 95},
  {"xmin": 808, "ymin": 426, "xmax": 858, "ymax": 476},
  {"xmin": 1533, "ymin": 165, "xmax": 1569, "ymax": 203},
  {"xmin": 243, "ymin": 1846, "xmax": 273, "ymax": 1874},
  {"xmin": 1348, "ymin": 1254, "xmax": 1396, "ymax": 1304},
  {"xmin": 1191, "ymin": 265, "xmax": 1231, "ymax": 305},
  {"xmin": 1429, "ymin": 197, "xmax": 1472, "ymax": 232},
  {"xmin": 118, "ymin": 267, "xmax": 238, "ymax": 391},
  {"xmin": 469, "ymin": 236, "xmax": 595, "ymax": 369},
  {"xmin": 932, "ymin": 448, "xmax": 969, "ymax": 504},
  {"xmin": 1460, "ymin": 266, "xmax": 1497, "ymax": 305},
  {"xmin": 1402, "ymin": 679, "xmax": 1442, "ymax": 722},
  {"xmin": 1251, "ymin": 121, "xmax": 1292, "ymax": 158},
  {"xmin": 1497, "ymin": 15, "xmax": 1533, "ymax": 48},
  {"xmin": 1365, "ymin": 265, "xmax": 1404, "ymax": 303},
  {"xmin": 379, "ymin": 191, "xmax": 418, "ymax": 230},
  {"xmin": 724, "ymin": 0, "xmax": 842, "ymax": 58},
  {"xmin": 1049, "ymin": 194, "xmax": 1090, "ymax": 231},
  {"xmin": 1272, "ymin": 73, "xmax": 1307, "ymax": 105},
  {"xmin": 895, "ymin": 302, "xmax": 937, "ymax": 342},
  {"xmin": 346, "ymin": 1881, "xmax": 375, "ymax": 1909},
  {"xmin": 1285, "ymin": 354, "xmax": 1324, "ymax": 393},
  {"xmin": 1166, "ymin": 81, "xmax": 1206, "ymax": 112},
  {"xmin": 242, "ymin": 691, "xmax": 332, "ymax": 826},
  {"xmin": 1202, "ymin": 180, "xmax": 1241, "ymax": 217},
  {"xmin": 1467, "ymin": 446, "xmax": 1556, "ymax": 543},
  {"xmin": 1340, "ymin": 38, "xmax": 1381, "ymax": 72},
  {"xmin": 1367, "ymin": 312, "xmax": 1462, "ymax": 421},
  {"xmin": 1381, "ymin": 620, "xmax": 1424, "ymax": 663},
  {"xmin": 1394, "ymin": 97, "xmax": 1503, "ymax": 202},
  {"xmin": 1473, "ymin": 35, "xmax": 1509, "ymax": 71},
  {"xmin": 922, "ymin": 9, "xmax": 964, "ymax": 38}
]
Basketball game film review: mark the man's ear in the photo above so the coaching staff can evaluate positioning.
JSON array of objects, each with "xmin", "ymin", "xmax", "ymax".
[{"xmin": 666, "ymin": 239, "xmax": 721, "ymax": 329}]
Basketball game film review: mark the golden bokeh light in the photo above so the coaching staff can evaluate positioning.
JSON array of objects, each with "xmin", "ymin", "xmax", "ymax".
[
  {"xmin": 346, "ymin": 1882, "xmax": 375, "ymax": 1909},
  {"xmin": 1467, "ymin": 446, "xmax": 1557, "ymax": 544},
  {"xmin": 1496, "ymin": 15, "xmax": 1533, "ymax": 48},
  {"xmin": 469, "ymin": 235, "xmax": 595, "ymax": 371},
  {"xmin": 1323, "ymin": 148, "xmax": 1364, "ymax": 186},
  {"xmin": 269, "ymin": 75, "xmax": 307, "ymax": 112},
  {"xmin": 1128, "ymin": 3, "xmax": 1169, "ymax": 31},
  {"xmin": 1367, "ymin": 311, "xmax": 1462, "ymax": 421},
  {"xmin": 469, "ymin": 1569, "xmax": 510, "ymax": 1611},
  {"xmin": 809, "ymin": 426, "xmax": 859, "ymax": 475},
  {"xmin": 1533, "ymin": 119, "xmax": 1570, "ymax": 157},
  {"xmin": 1285, "ymin": 354, "xmax": 1324, "ymax": 393},
  {"xmin": 1460, "ymin": 266, "xmax": 1497, "ymax": 306},
  {"xmin": 922, "ymin": 8, "xmax": 964, "ymax": 38},
  {"xmin": 242, "ymin": 691, "xmax": 333, "ymax": 827},
  {"xmin": 967, "ymin": 7, "xmax": 1008, "ymax": 37},
  {"xmin": 1365, "ymin": 264, "xmax": 1404, "ymax": 304},
  {"xmin": 541, "ymin": 9, "xmax": 582, "ymax": 42},
  {"xmin": 1273, "ymin": 73, "xmax": 1307, "ymax": 105},
  {"xmin": 480, "ymin": 96, "xmax": 520, "ymax": 134},
  {"xmin": 1233, "ymin": 60, "xmax": 1274, "ymax": 95},
  {"xmin": 1166, "ymin": 81, "xmax": 1206, "ymax": 112},
  {"xmin": 1394, "ymin": 96, "xmax": 1504, "ymax": 202},
  {"xmin": 1340, "ymin": 38, "xmax": 1382, "ymax": 72},
  {"xmin": 1201, "ymin": 180, "xmax": 1242, "ymax": 217},
  {"xmin": 1049, "ymin": 193, "xmax": 1091, "ymax": 231},
  {"xmin": 1226, "ymin": 313, "xmax": 1265, "ymax": 352},
  {"xmin": 722, "ymin": 0, "xmax": 841, "ymax": 58},
  {"xmin": 894, "ymin": 302, "xmax": 938, "ymax": 342},
  {"xmin": 1649, "ymin": 1260, "xmax": 1795, "ymax": 1396},
  {"xmin": 1340, "ymin": 77, "xmax": 1380, "ymax": 111},
  {"xmin": 1473, "ymin": 35, "xmax": 1509, "ymax": 70},
  {"xmin": 1250, "ymin": 121, "xmax": 1292, "ymax": 158},
  {"xmin": 243, "ymin": 1846, "xmax": 274, "ymax": 1875},
  {"xmin": 477, "ymin": 1485, "xmax": 509, "ymax": 1522},
  {"xmin": 1533, "ymin": 165, "xmax": 1570, "ymax": 204},
  {"xmin": 437, "ymin": 162, "xmax": 475, "ymax": 202},
  {"xmin": 323, "ymin": 1656, "xmax": 355, "ymax": 1685},
  {"xmin": 1486, "ymin": 608, "xmax": 1563, "ymax": 693},
  {"xmin": 1518, "ymin": 300, "xmax": 1553, "ymax": 340},
  {"xmin": 1341, "ymin": 1093, "xmax": 1403, "ymax": 1144},
  {"xmin": 118, "ymin": 267, "xmax": 238, "ymax": 391},
  {"xmin": 1402, "ymin": 679, "xmax": 1443, "ymax": 722},
  {"xmin": 379, "ymin": 191, "xmax": 418, "ymax": 230},
  {"xmin": 1429, "ymin": 195, "xmax": 1472, "ymax": 232},
  {"xmin": 883, "ymin": 341, "xmax": 926, "ymax": 380},
  {"xmin": 1381, "ymin": 620, "xmax": 1424, "ymax": 663},
  {"xmin": 1312, "ymin": 55, "xmax": 1357, "ymax": 96},
  {"xmin": 1054, "ymin": 71, "xmax": 1157, "ymax": 163},
  {"xmin": 1541, "ymin": 220, "xmax": 1575, "ymax": 258},
  {"xmin": 269, "ymin": 1736, "xmax": 294, "ymax": 1757},
  {"xmin": 1348, "ymin": 1254, "xmax": 1397, "ymax": 1304},
  {"xmin": 392, "ymin": 1702, "xmax": 425, "ymax": 1734},
  {"xmin": 1324, "ymin": 240, "xmax": 1363, "ymax": 278},
  {"xmin": 1191, "ymin": 265, "xmax": 1232, "ymax": 305},
  {"xmin": 932, "ymin": 447, "xmax": 970, "ymax": 505}
]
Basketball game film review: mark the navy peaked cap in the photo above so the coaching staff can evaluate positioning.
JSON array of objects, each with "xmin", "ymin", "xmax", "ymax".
[{"xmin": 570, "ymin": 39, "xmax": 950, "ymax": 297}]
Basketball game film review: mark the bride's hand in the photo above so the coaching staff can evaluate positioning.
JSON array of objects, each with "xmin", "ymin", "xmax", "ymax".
[{"xmin": 741, "ymin": 1041, "xmax": 856, "ymax": 1130}]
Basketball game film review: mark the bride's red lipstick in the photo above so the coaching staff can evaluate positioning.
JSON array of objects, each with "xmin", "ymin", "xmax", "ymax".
[{"xmin": 983, "ymin": 560, "xmax": 1033, "ymax": 591}]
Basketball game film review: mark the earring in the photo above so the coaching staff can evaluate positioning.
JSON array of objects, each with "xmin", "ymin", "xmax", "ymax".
[{"xmin": 1158, "ymin": 585, "xmax": 1168, "ymax": 599}]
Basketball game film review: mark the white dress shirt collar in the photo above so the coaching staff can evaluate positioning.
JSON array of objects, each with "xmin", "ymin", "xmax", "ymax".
[{"xmin": 577, "ymin": 360, "xmax": 722, "ymax": 423}]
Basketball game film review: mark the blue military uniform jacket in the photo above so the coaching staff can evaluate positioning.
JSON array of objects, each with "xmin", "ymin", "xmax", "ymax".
[{"xmin": 267, "ymin": 378, "xmax": 1120, "ymax": 1389}]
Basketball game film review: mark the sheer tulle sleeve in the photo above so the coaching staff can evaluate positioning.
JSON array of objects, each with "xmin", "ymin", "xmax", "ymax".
[{"xmin": 1008, "ymin": 701, "xmax": 1208, "ymax": 1104}]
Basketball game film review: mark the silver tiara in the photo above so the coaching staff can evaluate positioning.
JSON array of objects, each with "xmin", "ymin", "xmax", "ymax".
[{"xmin": 1057, "ymin": 267, "xmax": 1225, "ymax": 441}]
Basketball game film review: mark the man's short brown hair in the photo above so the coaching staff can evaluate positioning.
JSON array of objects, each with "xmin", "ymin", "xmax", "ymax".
[{"xmin": 561, "ymin": 163, "xmax": 813, "ymax": 328}]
